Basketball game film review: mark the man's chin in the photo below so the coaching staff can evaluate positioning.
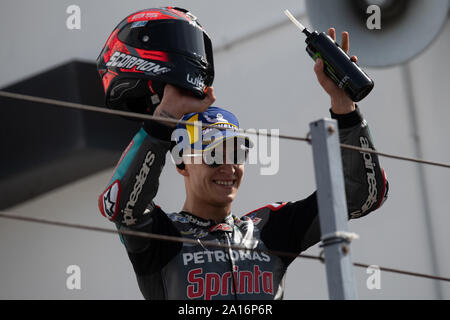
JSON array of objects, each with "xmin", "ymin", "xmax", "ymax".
[
  {"xmin": 207, "ymin": 182, "xmax": 240, "ymax": 206},
  {"xmin": 210, "ymin": 193, "xmax": 236, "ymax": 207}
]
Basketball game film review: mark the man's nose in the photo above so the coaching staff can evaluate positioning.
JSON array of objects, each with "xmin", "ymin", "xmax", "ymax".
[{"xmin": 218, "ymin": 163, "xmax": 236, "ymax": 174}]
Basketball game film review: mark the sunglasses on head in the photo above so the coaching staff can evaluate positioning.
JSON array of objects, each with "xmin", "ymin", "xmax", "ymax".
[
  {"xmin": 204, "ymin": 146, "xmax": 249, "ymax": 168},
  {"xmin": 183, "ymin": 145, "xmax": 249, "ymax": 168}
]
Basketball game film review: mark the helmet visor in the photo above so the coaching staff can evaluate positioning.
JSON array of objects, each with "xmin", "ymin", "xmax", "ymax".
[{"xmin": 119, "ymin": 20, "xmax": 209, "ymax": 60}]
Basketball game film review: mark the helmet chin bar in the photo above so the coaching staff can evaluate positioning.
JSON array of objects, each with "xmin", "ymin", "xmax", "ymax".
[{"xmin": 105, "ymin": 78, "xmax": 165, "ymax": 120}]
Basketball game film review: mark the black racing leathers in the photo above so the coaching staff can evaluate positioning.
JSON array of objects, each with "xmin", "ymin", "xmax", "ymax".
[{"xmin": 98, "ymin": 107, "xmax": 388, "ymax": 300}]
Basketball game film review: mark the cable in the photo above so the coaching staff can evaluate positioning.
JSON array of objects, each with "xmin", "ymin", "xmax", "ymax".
[
  {"xmin": 1, "ymin": 90, "xmax": 449, "ymax": 168},
  {"xmin": 214, "ymin": 11, "xmax": 306, "ymax": 53},
  {"xmin": 0, "ymin": 210, "xmax": 313, "ymax": 261},
  {"xmin": 352, "ymin": 262, "xmax": 450, "ymax": 283},
  {"xmin": 0, "ymin": 210, "xmax": 449, "ymax": 283},
  {"xmin": 340, "ymin": 143, "xmax": 450, "ymax": 169},
  {"xmin": 0, "ymin": 90, "xmax": 310, "ymax": 143}
]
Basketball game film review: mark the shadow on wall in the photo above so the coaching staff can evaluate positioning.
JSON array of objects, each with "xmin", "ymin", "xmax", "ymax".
[{"xmin": 0, "ymin": 60, "xmax": 140, "ymax": 209}]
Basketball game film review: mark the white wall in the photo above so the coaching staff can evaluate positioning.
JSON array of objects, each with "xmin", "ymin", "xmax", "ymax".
[{"xmin": 1, "ymin": 0, "xmax": 449, "ymax": 299}]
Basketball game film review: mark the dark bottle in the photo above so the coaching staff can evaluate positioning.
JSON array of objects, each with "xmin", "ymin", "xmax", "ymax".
[{"xmin": 303, "ymin": 28, "xmax": 374, "ymax": 102}]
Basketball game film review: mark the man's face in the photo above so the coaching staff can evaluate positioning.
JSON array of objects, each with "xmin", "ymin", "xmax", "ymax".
[{"xmin": 181, "ymin": 144, "xmax": 245, "ymax": 207}]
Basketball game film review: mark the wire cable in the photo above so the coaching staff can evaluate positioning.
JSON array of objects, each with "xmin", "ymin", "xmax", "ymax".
[
  {"xmin": 1, "ymin": 90, "xmax": 449, "ymax": 168},
  {"xmin": 0, "ymin": 90, "xmax": 310, "ymax": 143},
  {"xmin": 0, "ymin": 210, "xmax": 449, "ymax": 283},
  {"xmin": 340, "ymin": 143, "xmax": 450, "ymax": 169}
]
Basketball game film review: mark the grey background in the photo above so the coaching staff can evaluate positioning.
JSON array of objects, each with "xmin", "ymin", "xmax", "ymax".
[{"xmin": 1, "ymin": 0, "xmax": 449, "ymax": 299}]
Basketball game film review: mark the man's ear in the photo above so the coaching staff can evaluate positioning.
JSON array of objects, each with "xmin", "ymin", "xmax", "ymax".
[{"xmin": 176, "ymin": 162, "xmax": 189, "ymax": 177}]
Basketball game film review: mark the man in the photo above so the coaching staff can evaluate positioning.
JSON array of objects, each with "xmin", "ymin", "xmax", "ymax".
[{"xmin": 97, "ymin": 7, "xmax": 388, "ymax": 300}]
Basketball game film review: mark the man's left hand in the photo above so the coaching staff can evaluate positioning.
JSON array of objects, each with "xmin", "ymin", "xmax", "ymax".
[{"xmin": 313, "ymin": 28, "xmax": 358, "ymax": 115}]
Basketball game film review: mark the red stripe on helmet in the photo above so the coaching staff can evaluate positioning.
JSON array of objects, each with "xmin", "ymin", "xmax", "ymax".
[
  {"xmin": 101, "ymin": 71, "xmax": 117, "ymax": 93},
  {"xmin": 135, "ymin": 48, "xmax": 169, "ymax": 62},
  {"xmin": 119, "ymin": 67, "xmax": 144, "ymax": 74},
  {"xmin": 127, "ymin": 10, "xmax": 179, "ymax": 23},
  {"xmin": 103, "ymin": 29, "xmax": 120, "ymax": 63},
  {"xmin": 103, "ymin": 33, "xmax": 130, "ymax": 65}
]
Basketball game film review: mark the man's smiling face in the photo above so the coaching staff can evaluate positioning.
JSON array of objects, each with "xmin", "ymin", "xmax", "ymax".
[{"xmin": 181, "ymin": 143, "xmax": 245, "ymax": 208}]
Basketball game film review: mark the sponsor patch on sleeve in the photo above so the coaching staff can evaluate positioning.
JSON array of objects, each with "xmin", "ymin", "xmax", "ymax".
[{"xmin": 99, "ymin": 180, "xmax": 121, "ymax": 221}]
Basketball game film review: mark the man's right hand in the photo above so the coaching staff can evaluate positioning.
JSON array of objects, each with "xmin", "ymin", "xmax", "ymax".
[{"xmin": 153, "ymin": 84, "xmax": 216, "ymax": 127}]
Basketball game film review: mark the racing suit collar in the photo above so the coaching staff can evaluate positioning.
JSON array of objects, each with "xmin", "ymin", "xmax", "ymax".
[
  {"xmin": 179, "ymin": 210, "xmax": 235, "ymax": 230},
  {"xmin": 179, "ymin": 210, "xmax": 214, "ymax": 227}
]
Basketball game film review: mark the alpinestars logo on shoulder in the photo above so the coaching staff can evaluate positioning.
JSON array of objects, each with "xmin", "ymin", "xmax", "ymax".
[
  {"xmin": 360, "ymin": 136, "xmax": 378, "ymax": 213},
  {"xmin": 122, "ymin": 150, "xmax": 156, "ymax": 226},
  {"xmin": 101, "ymin": 180, "xmax": 121, "ymax": 220}
]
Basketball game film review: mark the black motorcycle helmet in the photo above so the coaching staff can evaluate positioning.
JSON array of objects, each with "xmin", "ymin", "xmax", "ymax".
[{"xmin": 97, "ymin": 7, "xmax": 214, "ymax": 115}]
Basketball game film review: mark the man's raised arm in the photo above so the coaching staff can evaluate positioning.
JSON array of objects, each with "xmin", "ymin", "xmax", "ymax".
[{"xmin": 98, "ymin": 85, "xmax": 215, "ymax": 228}]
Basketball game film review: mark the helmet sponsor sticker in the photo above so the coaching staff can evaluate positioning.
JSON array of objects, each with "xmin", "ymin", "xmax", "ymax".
[
  {"xmin": 130, "ymin": 21, "xmax": 148, "ymax": 28},
  {"xmin": 106, "ymin": 51, "xmax": 171, "ymax": 74},
  {"xmin": 186, "ymin": 73, "xmax": 205, "ymax": 89},
  {"xmin": 128, "ymin": 11, "xmax": 176, "ymax": 23}
]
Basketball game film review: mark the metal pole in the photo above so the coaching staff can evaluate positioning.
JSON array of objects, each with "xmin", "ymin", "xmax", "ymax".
[
  {"xmin": 309, "ymin": 118, "xmax": 358, "ymax": 300},
  {"xmin": 401, "ymin": 64, "xmax": 442, "ymax": 299}
]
